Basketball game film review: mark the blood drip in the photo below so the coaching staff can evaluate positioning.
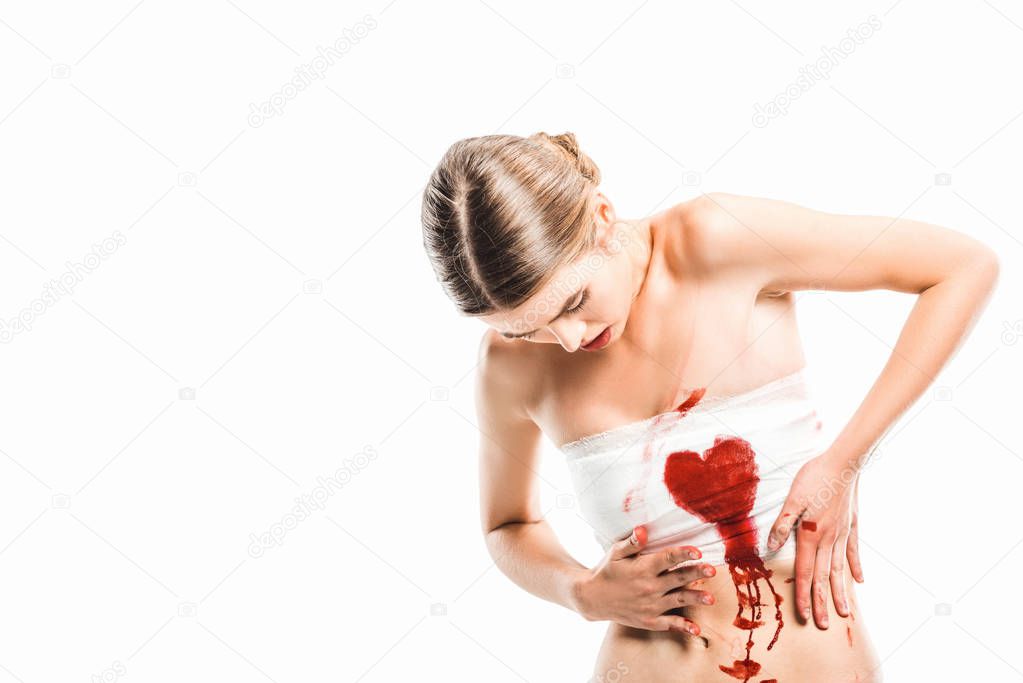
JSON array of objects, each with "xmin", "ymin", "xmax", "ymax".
[
  {"xmin": 663, "ymin": 436, "xmax": 784, "ymax": 683},
  {"xmin": 622, "ymin": 388, "xmax": 706, "ymax": 513}
]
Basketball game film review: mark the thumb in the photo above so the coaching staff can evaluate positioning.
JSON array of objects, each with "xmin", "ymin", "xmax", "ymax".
[{"xmin": 610, "ymin": 525, "xmax": 648, "ymax": 560}]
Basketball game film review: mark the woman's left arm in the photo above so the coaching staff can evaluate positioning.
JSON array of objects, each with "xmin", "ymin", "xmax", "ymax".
[{"xmin": 688, "ymin": 191, "xmax": 1001, "ymax": 630}]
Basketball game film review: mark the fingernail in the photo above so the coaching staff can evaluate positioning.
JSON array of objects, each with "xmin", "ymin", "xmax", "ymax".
[
  {"xmin": 688, "ymin": 624, "xmax": 700, "ymax": 635},
  {"xmin": 702, "ymin": 594, "xmax": 713, "ymax": 605},
  {"xmin": 689, "ymin": 548, "xmax": 701, "ymax": 559},
  {"xmin": 801, "ymin": 608, "xmax": 810, "ymax": 620},
  {"xmin": 702, "ymin": 565, "xmax": 715, "ymax": 577}
]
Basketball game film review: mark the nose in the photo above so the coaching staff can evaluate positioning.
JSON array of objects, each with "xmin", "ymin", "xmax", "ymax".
[{"xmin": 547, "ymin": 319, "xmax": 587, "ymax": 352}]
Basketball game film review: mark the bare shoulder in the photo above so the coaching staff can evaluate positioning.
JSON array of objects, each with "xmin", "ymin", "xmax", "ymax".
[
  {"xmin": 659, "ymin": 192, "xmax": 761, "ymax": 277},
  {"xmin": 474, "ymin": 328, "xmax": 542, "ymax": 423}
]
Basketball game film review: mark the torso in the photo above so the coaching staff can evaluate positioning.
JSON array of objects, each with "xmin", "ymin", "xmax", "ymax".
[
  {"xmin": 518, "ymin": 201, "xmax": 809, "ymax": 448},
  {"xmin": 489, "ymin": 200, "xmax": 882, "ymax": 681}
]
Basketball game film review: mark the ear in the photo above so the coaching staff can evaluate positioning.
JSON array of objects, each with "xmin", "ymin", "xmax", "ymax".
[{"xmin": 592, "ymin": 192, "xmax": 617, "ymax": 249}]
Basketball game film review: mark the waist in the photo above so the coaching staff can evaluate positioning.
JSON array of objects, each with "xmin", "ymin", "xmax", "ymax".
[{"xmin": 595, "ymin": 556, "xmax": 881, "ymax": 683}]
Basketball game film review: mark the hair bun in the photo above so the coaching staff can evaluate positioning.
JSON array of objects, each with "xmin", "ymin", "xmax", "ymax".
[{"xmin": 530, "ymin": 131, "xmax": 601, "ymax": 184}]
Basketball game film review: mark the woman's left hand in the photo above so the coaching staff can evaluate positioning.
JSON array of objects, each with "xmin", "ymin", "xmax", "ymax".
[{"xmin": 765, "ymin": 448, "xmax": 863, "ymax": 629}]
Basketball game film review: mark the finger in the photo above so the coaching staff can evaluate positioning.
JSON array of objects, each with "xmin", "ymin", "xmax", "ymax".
[
  {"xmin": 655, "ymin": 545, "xmax": 703, "ymax": 573},
  {"xmin": 610, "ymin": 525, "xmax": 648, "ymax": 560},
  {"xmin": 847, "ymin": 512, "xmax": 865, "ymax": 583},
  {"xmin": 659, "ymin": 562, "xmax": 716, "ymax": 590},
  {"xmin": 812, "ymin": 541, "xmax": 833, "ymax": 629},
  {"xmin": 767, "ymin": 501, "xmax": 804, "ymax": 552},
  {"xmin": 794, "ymin": 523, "xmax": 817, "ymax": 621},
  {"xmin": 830, "ymin": 533, "xmax": 851, "ymax": 618},
  {"xmin": 652, "ymin": 614, "xmax": 701, "ymax": 637},
  {"xmin": 661, "ymin": 586, "xmax": 715, "ymax": 610}
]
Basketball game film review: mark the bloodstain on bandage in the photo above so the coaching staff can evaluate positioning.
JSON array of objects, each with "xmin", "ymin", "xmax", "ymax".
[
  {"xmin": 622, "ymin": 387, "xmax": 706, "ymax": 513},
  {"xmin": 674, "ymin": 388, "xmax": 707, "ymax": 416},
  {"xmin": 663, "ymin": 435, "xmax": 783, "ymax": 682}
]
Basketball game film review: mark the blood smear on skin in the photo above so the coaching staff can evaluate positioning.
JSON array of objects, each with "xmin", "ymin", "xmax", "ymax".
[{"xmin": 801, "ymin": 520, "xmax": 817, "ymax": 532}]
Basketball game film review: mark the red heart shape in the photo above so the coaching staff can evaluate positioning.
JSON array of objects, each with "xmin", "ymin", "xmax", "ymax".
[{"xmin": 663, "ymin": 435, "xmax": 761, "ymax": 560}]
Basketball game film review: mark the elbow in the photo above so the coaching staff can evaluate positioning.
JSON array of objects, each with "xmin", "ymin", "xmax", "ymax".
[
  {"xmin": 482, "ymin": 521, "xmax": 514, "ymax": 560},
  {"xmin": 483, "ymin": 518, "xmax": 538, "ymax": 554},
  {"xmin": 938, "ymin": 244, "xmax": 1000, "ymax": 291},
  {"xmin": 979, "ymin": 246, "xmax": 1000, "ymax": 284},
  {"xmin": 967, "ymin": 245, "xmax": 1001, "ymax": 294}
]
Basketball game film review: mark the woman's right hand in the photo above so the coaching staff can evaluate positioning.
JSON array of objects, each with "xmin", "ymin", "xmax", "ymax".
[{"xmin": 571, "ymin": 525, "xmax": 717, "ymax": 637}]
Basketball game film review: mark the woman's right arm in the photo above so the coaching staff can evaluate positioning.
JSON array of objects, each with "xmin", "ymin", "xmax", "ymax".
[{"xmin": 474, "ymin": 332, "xmax": 714, "ymax": 636}]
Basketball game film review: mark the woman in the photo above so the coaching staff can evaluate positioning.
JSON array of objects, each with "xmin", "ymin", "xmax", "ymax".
[{"xmin": 420, "ymin": 131, "xmax": 999, "ymax": 682}]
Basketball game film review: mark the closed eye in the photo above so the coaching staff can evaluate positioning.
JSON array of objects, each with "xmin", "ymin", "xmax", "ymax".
[
  {"xmin": 516, "ymin": 289, "xmax": 589, "ymax": 341},
  {"xmin": 565, "ymin": 290, "xmax": 589, "ymax": 315}
]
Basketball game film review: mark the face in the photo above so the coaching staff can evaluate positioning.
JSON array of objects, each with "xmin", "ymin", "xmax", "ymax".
[{"xmin": 480, "ymin": 193, "xmax": 642, "ymax": 353}]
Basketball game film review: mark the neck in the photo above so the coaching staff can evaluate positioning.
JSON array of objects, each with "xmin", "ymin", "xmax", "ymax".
[{"xmin": 622, "ymin": 216, "xmax": 655, "ymax": 301}]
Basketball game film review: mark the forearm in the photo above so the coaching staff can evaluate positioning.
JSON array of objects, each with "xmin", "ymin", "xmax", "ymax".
[
  {"xmin": 485, "ymin": 519, "xmax": 590, "ymax": 614},
  {"xmin": 829, "ymin": 251, "xmax": 1000, "ymax": 469}
]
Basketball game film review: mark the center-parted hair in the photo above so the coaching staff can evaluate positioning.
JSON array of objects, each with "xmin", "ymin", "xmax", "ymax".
[{"xmin": 421, "ymin": 131, "xmax": 602, "ymax": 316}]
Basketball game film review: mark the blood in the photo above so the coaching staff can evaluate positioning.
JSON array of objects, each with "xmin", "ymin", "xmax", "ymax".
[
  {"xmin": 846, "ymin": 624, "xmax": 853, "ymax": 647},
  {"xmin": 761, "ymin": 680, "xmax": 778, "ymax": 683},
  {"xmin": 784, "ymin": 577, "xmax": 795, "ymax": 584},
  {"xmin": 674, "ymin": 388, "xmax": 706, "ymax": 415},
  {"xmin": 801, "ymin": 520, "xmax": 817, "ymax": 532},
  {"xmin": 622, "ymin": 388, "xmax": 706, "ymax": 513},
  {"xmin": 663, "ymin": 436, "xmax": 784, "ymax": 683}
]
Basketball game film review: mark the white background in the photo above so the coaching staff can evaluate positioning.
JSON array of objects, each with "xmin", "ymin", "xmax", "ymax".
[{"xmin": 0, "ymin": 1, "xmax": 1020, "ymax": 681}]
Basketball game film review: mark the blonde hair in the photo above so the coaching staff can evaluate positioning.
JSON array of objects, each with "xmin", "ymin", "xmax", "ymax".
[{"xmin": 421, "ymin": 131, "xmax": 603, "ymax": 316}]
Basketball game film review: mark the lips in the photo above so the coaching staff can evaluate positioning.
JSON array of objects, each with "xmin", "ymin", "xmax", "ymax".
[{"xmin": 581, "ymin": 325, "xmax": 612, "ymax": 351}]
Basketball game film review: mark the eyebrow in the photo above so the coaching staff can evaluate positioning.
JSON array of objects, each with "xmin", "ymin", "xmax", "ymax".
[{"xmin": 501, "ymin": 289, "xmax": 583, "ymax": 339}]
